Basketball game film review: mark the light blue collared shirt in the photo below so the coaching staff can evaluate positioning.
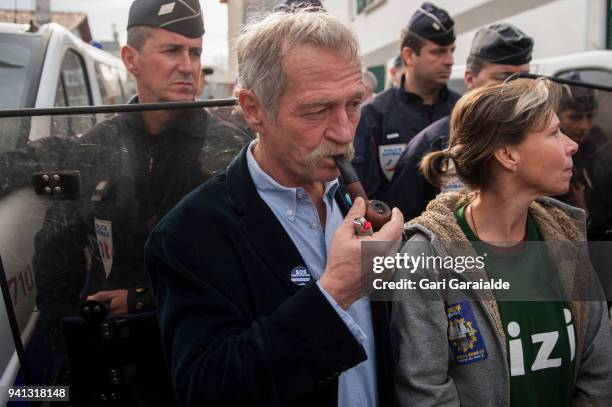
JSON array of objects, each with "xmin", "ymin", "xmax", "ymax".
[{"xmin": 246, "ymin": 141, "xmax": 378, "ymax": 407}]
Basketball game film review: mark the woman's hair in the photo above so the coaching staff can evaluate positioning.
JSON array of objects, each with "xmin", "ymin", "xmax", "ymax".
[{"xmin": 421, "ymin": 77, "xmax": 561, "ymax": 189}]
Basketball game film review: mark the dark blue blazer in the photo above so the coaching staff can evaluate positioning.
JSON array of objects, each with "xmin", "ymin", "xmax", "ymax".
[{"xmin": 145, "ymin": 146, "xmax": 394, "ymax": 407}]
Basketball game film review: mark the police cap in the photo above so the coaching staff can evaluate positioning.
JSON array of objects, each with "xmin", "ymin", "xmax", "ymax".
[
  {"xmin": 127, "ymin": 0, "xmax": 204, "ymax": 38},
  {"xmin": 408, "ymin": 2, "xmax": 455, "ymax": 46},
  {"xmin": 470, "ymin": 24, "xmax": 533, "ymax": 65}
]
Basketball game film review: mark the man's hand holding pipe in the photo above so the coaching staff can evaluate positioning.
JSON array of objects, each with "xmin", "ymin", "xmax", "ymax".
[{"xmin": 319, "ymin": 197, "xmax": 404, "ymax": 310}]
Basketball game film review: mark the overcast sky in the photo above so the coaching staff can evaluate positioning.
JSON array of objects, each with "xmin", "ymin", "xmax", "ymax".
[{"xmin": 0, "ymin": 0, "xmax": 229, "ymax": 67}]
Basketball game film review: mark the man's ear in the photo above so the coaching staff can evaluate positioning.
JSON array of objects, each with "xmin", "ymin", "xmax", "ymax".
[
  {"xmin": 494, "ymin": 145, "xmax": 520, "ymax": 172},
  {"xmin": 238, "ymin": 90, "xmax": 267, "ymax": 135},
  {"xmin": 401, "ymin": 46, "xmax": 415, "ymax": 68},
  {"xmin": 464, "ymin": 69, "xmax": 476, "ymax": 90},
  {"xmin": 121, "ymin": 45, "xmax": 139, "ymax": 77}
]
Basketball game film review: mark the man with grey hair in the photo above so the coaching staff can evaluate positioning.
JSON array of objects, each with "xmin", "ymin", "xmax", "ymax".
[{"xmin": 145, "ymin": 8, "xmax": 404, "ymax": 407}]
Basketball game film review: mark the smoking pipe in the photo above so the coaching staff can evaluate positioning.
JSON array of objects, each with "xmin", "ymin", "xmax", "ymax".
[{"xmin": 333, "ymin": 155, "xmax": 392, "ymax": 231}]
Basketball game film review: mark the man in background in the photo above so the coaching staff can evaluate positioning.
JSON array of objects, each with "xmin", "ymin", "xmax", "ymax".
[
  {"xmin": 386, "ymin": 23, "xmax": 533, "ymax": 220},
  {"xmin": 353, "ymin": 2, "xmax": 459, "ymax": 198}
]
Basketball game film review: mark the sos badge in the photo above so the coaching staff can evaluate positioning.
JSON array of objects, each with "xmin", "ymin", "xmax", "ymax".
[
  {"xmin": 447, "ymin": 300, "xmax": 488, "ymax": 365},
  {"xmin": 290, "ymin": 266, "xmax": 312, "ymax": 286}
]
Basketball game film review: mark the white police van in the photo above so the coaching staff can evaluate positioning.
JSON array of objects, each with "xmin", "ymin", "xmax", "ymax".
[{"xmin": 0, "ymin": 21, "xmax": 134, "ymax": 403}]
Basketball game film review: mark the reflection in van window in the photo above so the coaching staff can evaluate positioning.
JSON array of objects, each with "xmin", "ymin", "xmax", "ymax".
[
  {"xmin": 95, "ymin": 63, "xmax": 123, "ymax": 105},
  {"xmin": 0, "ymin": 34, "xmax": 42, "ymax": 109},
  {"xmin": 557, "ymin": 69, "xmax": 612, "ymax": 88},
  {"xmin": 60, "ymin": 50, "xmax": 91, "ymax": 107},
  {"xmin": 52, "ymin": 50, "xmax": 94, "ymax": 137}
]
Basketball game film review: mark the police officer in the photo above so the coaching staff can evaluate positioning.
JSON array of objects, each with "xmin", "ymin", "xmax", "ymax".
[
  {"xmin": 33, "ymin": 0, "xmax": 250, "ymax": 331},
  {"xmin": 386, "ymin": 23, "xmax": 533, "ymax": 220},
  {"xmin": 353, "ymin": 2, "xmax": 459, "ymax": 199}
]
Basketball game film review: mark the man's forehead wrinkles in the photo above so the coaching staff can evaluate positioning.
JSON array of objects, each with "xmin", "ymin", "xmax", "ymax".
[
  {"xmin": 287, "ymin": 74, "xmax": 362, "ymax": 97},
  {"xmin": 297, "ymin": 88, "xmax": 364, "ymax": 110}
]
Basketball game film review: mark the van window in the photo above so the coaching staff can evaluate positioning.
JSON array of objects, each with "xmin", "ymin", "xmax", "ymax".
[
  {"xmin": 60, "ymin": 50, "xmax": 91, "ymax": 107},
  {"xmin": 555, "ymin": 68, "xmax": 612, "ymax": 141},
  {"xmin": 52, "ymin": 50, "xmax": 94, "ymax": 138},
  {"xmin": 556, "ymin": 68, "xmax": 612, "ymax": 88},
  {"xmin": 0, "ymin": 33, "xmax": 42, "ymax": 109},
  {"xmin": 95, "ymin": 63, "xmax": 123, "ymax": 105}
]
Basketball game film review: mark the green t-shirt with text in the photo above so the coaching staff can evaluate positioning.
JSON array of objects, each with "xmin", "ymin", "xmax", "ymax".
[{"xmin": 456, "ymin": 206, "xmax": 576, "ymax": 407}]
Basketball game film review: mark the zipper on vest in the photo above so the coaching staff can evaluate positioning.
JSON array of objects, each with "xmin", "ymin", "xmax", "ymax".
[{"xmin": 452, "ymin": 271, "xmax": 511, "ymax": 406}]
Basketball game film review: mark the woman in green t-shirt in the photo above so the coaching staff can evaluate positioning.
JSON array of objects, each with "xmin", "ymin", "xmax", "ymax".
[{"xmin": 392, "ymin": 78, "xmax": 612, "ymax": 407}]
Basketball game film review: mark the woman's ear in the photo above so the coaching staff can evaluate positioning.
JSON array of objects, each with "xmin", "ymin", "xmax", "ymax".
[{"xmin": 493, "ymin": 145, "xmax": 520, "ymax": 172}]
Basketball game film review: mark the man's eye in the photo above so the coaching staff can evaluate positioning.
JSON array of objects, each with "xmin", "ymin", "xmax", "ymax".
[
  {"xmin": 308, "ymin": 108, "xmax": 326, "ymax": 116},
  {"xmin": 348, "ymin": 101, "xmax": 361, "ymax": 110}
]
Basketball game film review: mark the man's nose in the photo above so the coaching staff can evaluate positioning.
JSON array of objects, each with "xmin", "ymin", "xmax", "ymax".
[
  {"xmin": 325, "ymin": 108, "xmax": 354, "ymax": 144},
  {"xmin": 177, "ymin": 50, "xmax": 194, "ymax": 74},
  {"xmin": 444, "ymin": 50, "xmax": 454, "ymax": 66}
]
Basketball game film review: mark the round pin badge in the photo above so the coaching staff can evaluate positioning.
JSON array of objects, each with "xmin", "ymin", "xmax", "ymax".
[{"xmin": 290, "ymin": 266, "xmax": 311, "ymax": 286}]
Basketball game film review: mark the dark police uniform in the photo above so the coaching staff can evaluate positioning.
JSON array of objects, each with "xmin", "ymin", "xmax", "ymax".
[
  {"xmin": 32, "ymin": 0, "xmax": 251, "ymax": 341},
  {"xmin": 33, "ymin": 106, "xmax": 250, "ymax": 328},
  {"xmin": 352, "ymin": 2, "xmax": 459, "ymax": 198},
  {"xmin": 386, "ymin": 23, "xmax": 534, "ymax": 219},
  {"xmin": 353, "ymin": 80, "xmax": 459, "ymax": 199}
]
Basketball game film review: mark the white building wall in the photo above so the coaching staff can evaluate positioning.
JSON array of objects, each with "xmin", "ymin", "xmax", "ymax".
[
  {"xmin": 224, "ymin": 0, "xmax": 280, "ymax": 81},
  {"xmin": 323, "ymin": 0, "xmax": 607, "ymax": 71},
  {"xmin": 225, "ymin": 0, "xmax": 245, "ymax": 84}
]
